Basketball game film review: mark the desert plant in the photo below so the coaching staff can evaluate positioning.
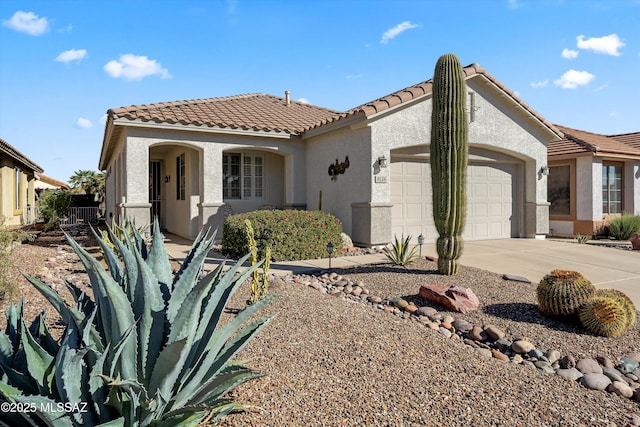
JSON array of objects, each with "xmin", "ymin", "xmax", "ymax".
[
  {"xmin": 595, "ymin": 289, "xmax": 636, "ymax": 331},
  {"xmin": 536, "ymin": 270, "xmax": 596, "ymax": 318},
  {"xmin": 574, "ymin": 233, "xmax": 589, "ymax": 244},
  {"xmin": 99, "ymin": 216, "xmax": 150, "ymax": 256},
  {"xmin": 0, "ymin": 219, "xmax": 274, "ymax": 426},
  {"xmin": 38, "ymin": 189, "xmax": 72, "ymax": 230},
  {"xmin": 608, "ymin": 214, "xmax": 640, "ymax": 240},
  {"xmin": 579, "ymin": 292, "xmax": 629, "ymax": 337},
  {"xmin": 430, "ymin": 53, "xmax": 469, "ymax": 275},
  {"xmin": 384, "ymin": 234, "xmax": 418, "ymax": 266}
]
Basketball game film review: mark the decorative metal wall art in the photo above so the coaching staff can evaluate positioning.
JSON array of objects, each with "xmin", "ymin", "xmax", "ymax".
[{"xmin": 328, "ymin": 156, "xmax": 350, "ymax": 180}]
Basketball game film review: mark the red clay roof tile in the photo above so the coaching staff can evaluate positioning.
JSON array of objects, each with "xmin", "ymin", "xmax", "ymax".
[{"xmin": 549, "ymin": 125, "xmax": 640, "ymax": 158}]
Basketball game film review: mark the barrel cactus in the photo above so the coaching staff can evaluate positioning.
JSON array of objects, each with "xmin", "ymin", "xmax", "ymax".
[
  {"xmin": 0, "ymin": 219, "xmax": 274, "ymax": 426},
  {"xmin": 430, "ymin": 53, "xmax": 469, "ymax": 275},
  {"xmin": 579, "ymin": 291, "xmax": 629, "ymax": 337},
  {"xmin": 536, "ymin": 270, "xmax": 596, "ymax": 318},
  {"xmin": 583, "ymin": 288, "xmax": 636, "ymax": 335}
]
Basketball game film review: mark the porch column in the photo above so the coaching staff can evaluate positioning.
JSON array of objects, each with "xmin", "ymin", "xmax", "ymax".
[
  {"xmin": 624, "ymin": 160, "xmax": 640, "ymax": 216},
  {"xmin": 351, "ymin": 202, "xmax": 393, "ymax": 246},
  {"xmin": 284, "ymin": 151, "xmax": 307, "ymax": 209},
  {"xmin": 524, "ymin": 159, "xmax": 549, "ymax": 238},
  {"xmin": 198, "ymin": 145, "xmax": 226, "ymax": 238},
  {"xmin": 121, "ymin": 138, "xmax": 151, "ymax": 228}
]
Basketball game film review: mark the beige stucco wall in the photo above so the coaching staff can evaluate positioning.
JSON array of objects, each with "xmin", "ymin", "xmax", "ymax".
[
  {"xmin": 304, "ymin": 125, "xmax": 372, "ymax": 241},
  {"xmin": 104, "ymin": 126, "xmax": 303, "ymax": 239},
  {"xmin": 0, "ymin": 159, "xmax": 36, "ymax": 226}
]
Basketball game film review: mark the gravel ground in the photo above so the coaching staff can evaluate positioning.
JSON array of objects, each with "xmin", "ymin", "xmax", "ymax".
[{"xmin": 2, "ymin": 232, "xmax": 639, "ymax": 426}]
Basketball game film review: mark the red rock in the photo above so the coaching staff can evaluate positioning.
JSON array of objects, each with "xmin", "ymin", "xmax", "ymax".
[
  {"xmin": 491, "ymin": 349, "xmax": 509, "ymax": 362},
  {"xmin": 418, "ymin": 284, "xmax": 480, "ymax": 314}
]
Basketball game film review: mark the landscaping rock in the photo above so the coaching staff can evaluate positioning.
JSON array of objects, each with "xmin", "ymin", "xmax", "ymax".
[
  {"xmin": 580, "ymin": 373, "xmax": 611, "ymax": 391},
  {"xmin": 558, "ymin": 355, "xmax": 576, "ymax": 369},
  {"xmin": 451, "ymin": 318, "xmax": 474, "ymax": 332},
  {"xmin": 607, "ymin": 381, "xmax": 634, "ymax": 398},
  {"xmin": 416, "ymin": 306, "xmax": 438, "ymax": 317},
  {"xmin": 484, "ymin": 325, "xmax": 505, "ymax": 341},
  {"xmin": 556, "ymin": 368, "xmax": 583, "ymax": 381},
  {"xmin": 576, "ymin": 358, "xmax": 602, "ymax": 375},
  {"xmin": 617, "ymin": 357, "xmax": 640, "ymax": 374},
  {"xmin": 418, "ymin": 284, "xmax": 480, "ymax": 313},
  {"xmin": 512, "ymin": 340, "xmax": 534, "ymax": 354},
  {"xmin": 491, "ymin": 349, "xmax": 509, "ymax": 362},
  {"xmin": 468, "ymin": 326, "xmax": 487, "ymax": 342}
]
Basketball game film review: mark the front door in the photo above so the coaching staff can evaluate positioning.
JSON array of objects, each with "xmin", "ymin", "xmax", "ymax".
[{"xmin": 149, "ymin": 161, "xmax": 161, "ymax": 225}]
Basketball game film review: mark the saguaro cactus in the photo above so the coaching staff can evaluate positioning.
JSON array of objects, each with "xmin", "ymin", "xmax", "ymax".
[{"xmin": 430, "ymin": 53, "xmax": 469, "ymax": 275}]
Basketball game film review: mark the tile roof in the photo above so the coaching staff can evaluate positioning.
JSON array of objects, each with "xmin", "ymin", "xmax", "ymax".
[
  {"xmin": 610, "ymin": 131, "xmax": 640, "ymax": 151},
  {"xmin": 314, "ymin": 63, "xmax": 562, "ymax": 137},
  {"xmin": 35, "ymin": 173, "xmax": 70, "ymax": 189},
  {"xmin": 549, "ymin": 125, "xmax": 640, "ymax": 158},
  {"xmin": 108, "ymin": 93, "xmax": 340, "ymax": 135},
  {"xmin": 0, "ymin": 138, "xmax": 44, "ymax": 173}
]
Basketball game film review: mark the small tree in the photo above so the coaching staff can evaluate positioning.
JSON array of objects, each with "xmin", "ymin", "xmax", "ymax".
[
  {"xmin": 430, "ymin": 53, "xmax": 469, "ymax": 275},
  {"xmin": 38, "ymin": 189, "xmax": 72, "ymax": 230}
]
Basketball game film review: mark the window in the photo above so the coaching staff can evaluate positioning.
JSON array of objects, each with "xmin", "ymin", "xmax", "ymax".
[
  {"xmin": 223, "ymin": 153, "xmax": 264, "ymax": 200},
  {"xmin": 602, "ymin": 163, "xmax": 622, "ymax": 214},
  {"xmin": 548, "ymin": 165, "xmax": 571, "ymax": 216},
  {"xmin": 176, "ymin": 153, "xmax": 185, "ymax": 200},
  {"xmin": 15, "ymin": 168, "xmax": 22, "ymax": 211}
]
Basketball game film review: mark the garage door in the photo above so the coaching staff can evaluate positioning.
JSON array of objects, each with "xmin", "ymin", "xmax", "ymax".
[{"xmin": 391, "ymin": 158, "xmax": 516, "ymax": 243}]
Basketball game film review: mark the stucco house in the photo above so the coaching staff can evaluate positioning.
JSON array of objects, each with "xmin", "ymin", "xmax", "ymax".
[
  {"xmin": 0, "ymin": 138, "xmax": 43, "ymax": 226},
  {"xmin": 98, "ymin": 63, "xmax": 562, "ymax": 246},
  {"xmin": 548, "ymin": 126, "xmax": 640, "ymax": 236}
]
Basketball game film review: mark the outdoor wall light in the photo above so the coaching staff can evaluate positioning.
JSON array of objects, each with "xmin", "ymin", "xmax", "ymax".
[
  {"xmin": 377, "ymin": 155, "xmax": 388, "ymax": 168},
  {"xmin": 164, "ymin": 176, "xmax": 171, "ymax": 183},
  {"xmin": 327, "ymin": 241, "xmax": 334, "ymax": 270},
  {"xmin": 417, "ymin": 233, "xmax": 425, "ymax": 257},
  {"xmin": 540, "ymin": 166, "xmax": 550, "ymax": 176}
]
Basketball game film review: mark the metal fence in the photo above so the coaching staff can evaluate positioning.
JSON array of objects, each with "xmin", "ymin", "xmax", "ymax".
[{"xmin": 59, "ymin": 207, "xmax": 100, "ymax": 225}]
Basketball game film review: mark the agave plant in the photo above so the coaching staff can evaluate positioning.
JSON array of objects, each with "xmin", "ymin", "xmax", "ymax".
[
  {"xmin": 383, "ymin": 234, "xmax": 419, "ymax": 266},
  {"xmin": 0, "ymin": 220, "xmax": 274, "ymax": 426}
]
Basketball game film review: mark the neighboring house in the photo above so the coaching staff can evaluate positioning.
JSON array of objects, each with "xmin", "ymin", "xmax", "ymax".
[
  {"xmin": 548, "ymin": 126, "xmax": 640, "ymax": 236},
  {"xmin": 0, "ymin": 138, "xmax": 44, "ymax": 226},
  {"xmin": 34, "ymin": 173, "xmax": 71, "ymax": 192},
  {"xmin": 99, "ymin": 63, "xmax": 561, "ymax": 246}
]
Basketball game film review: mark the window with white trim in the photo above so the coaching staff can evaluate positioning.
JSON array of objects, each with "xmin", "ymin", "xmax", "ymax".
[
  {"xmin": 223, "ymin": 153, "xmax": 264, "ymax": 200},
  {"xmin": 602, "ymin": 163, "xmax": 622, "ymax": 214},
  {"xmin": 176, "ymin": 153, "xmax": 185, "ymax": 201},
  {"xmin": 15, "ymin": 168, "xmax": 22, "ymax": 211}
]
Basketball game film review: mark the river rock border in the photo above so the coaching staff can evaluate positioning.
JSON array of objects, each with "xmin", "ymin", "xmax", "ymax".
[{"xmin": 272, "ymin": 271, "xmax": 640, "ymax": 412}]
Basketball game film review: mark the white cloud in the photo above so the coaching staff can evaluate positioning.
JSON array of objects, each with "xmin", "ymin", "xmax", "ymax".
[
  {"xmin": 507, "ymin": 0, "xmax": 523, "ymax": 9},
  {"xmin": 576, "ymin": 34, "xmax": 625, "ymax": 56},
  {"xmin": 104, "ymin": 54, "xmax": 171, "ymax": 81},
  {"xmin": 56, "ymin": 49, "xmax": 87, "ymax": 63},
  {"xmin": 594, "ymin": 82, "xmax": 609, "ymax": 92},
  {"xmin": 346, "ymin": 74, "xmax": 362, "ymax": 80},
  {"xmin": 75, "ymin": 117, "xmax": 93, "ymax": 129},
  {"xmin": 297, "ymin": 98, "xmax": 310, "ymax": 104},
  {"xmin": 3, "ymin": 11, "xmax": 49, "ymax": 35},
  {"xmin": 381, "ymin": 21, "xmax": 418, "ymax": 44},
  {"xmin": 553, "ymin": 69, "xmax": 595, "ymax": 89},
  {"xmin": 561, "ymin": 48, "xmax": 578, "ymax": 59},
  {"xmin": 531, "ymin": 80, "xmax": 548, "ymax": 88}
]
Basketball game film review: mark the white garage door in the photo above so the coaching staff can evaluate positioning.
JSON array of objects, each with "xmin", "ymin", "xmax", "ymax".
[{"xmin": 391, "ymin": 158, "xmax": 516, "ymax": 243}]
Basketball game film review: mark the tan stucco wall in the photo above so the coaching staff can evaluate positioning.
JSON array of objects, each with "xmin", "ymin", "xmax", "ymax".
[{"xmin": 0, "ymin": 159, "xmax": 36, "ymax": 226}]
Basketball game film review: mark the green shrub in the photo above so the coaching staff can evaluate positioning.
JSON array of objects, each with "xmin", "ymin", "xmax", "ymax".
[
  {"xmin": 0, "ymin": 219, "xmax": 274, "ymax": 426},
  {"xmin": 222, "ymin": 210, "xmax": 343, "ymax": 262},
  {"xmin": 384, "ymin": 234, "xmax": 418, "ymax": 266},
  {"xmin": 574, "ymin": 233, "xmax": 589, "ymax": 244},
  {"xmin": 38, "ymin": 189, "xmax": 72, "ymax": 230},
  {"xmin": 608, "ymin": 214, "xmax": 640, "ymax": 240}
]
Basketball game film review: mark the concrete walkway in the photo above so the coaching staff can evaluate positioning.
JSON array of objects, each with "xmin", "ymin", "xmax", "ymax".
[{"xmin": 163, "ymin": 234, "xmax": 640, "ymax": 307}]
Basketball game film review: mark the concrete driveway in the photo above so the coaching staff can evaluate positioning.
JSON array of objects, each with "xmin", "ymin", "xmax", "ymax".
[{"xmin": 422, "ymin": 239, "xmax": 640, "ymax": 307}]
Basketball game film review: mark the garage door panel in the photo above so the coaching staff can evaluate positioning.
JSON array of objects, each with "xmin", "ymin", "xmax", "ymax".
[{"xmin": 392, "ymin": 158, "xmax": 516, "ymax": 243}]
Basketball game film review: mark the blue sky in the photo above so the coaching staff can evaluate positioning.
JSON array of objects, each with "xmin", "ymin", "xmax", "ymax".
[{"xmin": 1, "ymin": 0, "xmax": 638, "ymax": 182}]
